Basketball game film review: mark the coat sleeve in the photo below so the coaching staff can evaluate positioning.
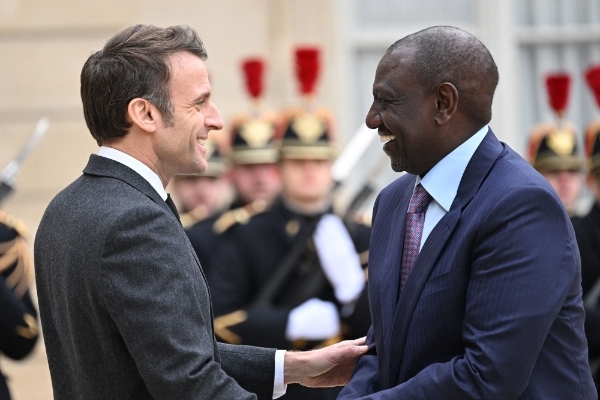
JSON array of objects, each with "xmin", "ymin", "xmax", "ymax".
[
  {"xmin": 98, "ymin": 206, "xmax": 272, "ymax": 400},
  {"xmin": 218, "ymin": 342, "xmax": 276, "ymax": 400},
  {"xmin": 350, "ymin": 184, "xmax": 586, "ymax": 399}
]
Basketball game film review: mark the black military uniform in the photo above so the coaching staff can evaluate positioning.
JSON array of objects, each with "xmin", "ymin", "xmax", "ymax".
[
  {"xmin": 572, "ymin": 121, "xmax": 600, "ymax": 391},
  {"xmin": 209, "ymin": 47, "xmax": 372, "ymax": 398},
  {"xmin": 208, "ymin": 199, "xmax": 370, "ymax": 400},
  {"xmin": 208, "ymin": 197, "xmax": 371, "ymax": 345},
  {"xmin": 0, "ymin": 212, "xmax": 38, "ymax": 400}
]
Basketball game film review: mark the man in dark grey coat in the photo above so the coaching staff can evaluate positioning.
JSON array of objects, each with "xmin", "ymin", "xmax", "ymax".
[{"xmin": 34, "ymin": 24, "xmax": 367, "ymax": 400}]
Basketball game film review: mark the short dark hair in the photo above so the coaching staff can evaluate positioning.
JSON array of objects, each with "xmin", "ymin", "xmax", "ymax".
[
  {"xmin": 80, "ymin": 25, "xmax": 208, "ymax": 145},
  {"xmin": 389, "ymin": 26, "xmax": 499, "ymax": 126}
]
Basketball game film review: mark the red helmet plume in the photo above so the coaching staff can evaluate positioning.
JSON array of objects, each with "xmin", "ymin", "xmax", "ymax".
[
  {"xmin": 241, "ymin": 59, "xmax": 264, "ymax": 99},
  {"xmin": 295, "ymin": 47, "xmax": 320, "ymax": 96},
  {"xmin": 585, "ymin": 64, "xmax": 600, "ymax": 109},
  {"xmin": 545, "ymin": 73, "xmax": 571, "ymax": 115}
]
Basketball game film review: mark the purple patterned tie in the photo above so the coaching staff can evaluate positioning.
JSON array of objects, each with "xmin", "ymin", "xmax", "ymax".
[{"xmin": 400, "ymin": 184, "xmax": 432, "ymax": 291}]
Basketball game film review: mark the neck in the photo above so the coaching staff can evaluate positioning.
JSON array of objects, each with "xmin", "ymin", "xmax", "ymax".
[{"xmin": 282, "ymin": 194, "xmax": 331, "ymax": 216}]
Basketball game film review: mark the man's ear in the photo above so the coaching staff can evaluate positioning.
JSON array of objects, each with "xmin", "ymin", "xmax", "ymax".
[
  {"xmin": 434, "ymin": 82, "xmax": 458, "ymax": 125},
  {"xmin": 127, "ymin": 98, "xmax": 158, "ymax": 133}
]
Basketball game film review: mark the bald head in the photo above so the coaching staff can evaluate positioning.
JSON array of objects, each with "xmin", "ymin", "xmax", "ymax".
[{"xmin": 388, "ymin": 26, "xmax": 498, "ymax": 127}]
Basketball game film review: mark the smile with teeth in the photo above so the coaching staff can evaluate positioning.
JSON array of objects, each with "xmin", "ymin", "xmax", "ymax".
[
  {"xmin": 379, "ymin": 135, "xmax": 395, "ymax": 143},
  {"xmin": 196, "ymin": 138, "xmax": 206, "ymax": 146}
]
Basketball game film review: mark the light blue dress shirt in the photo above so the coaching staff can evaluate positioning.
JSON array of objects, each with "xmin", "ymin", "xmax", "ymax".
[{"xmin": 415, "ymin": 125, "xmax": 489, "ymax": 250}]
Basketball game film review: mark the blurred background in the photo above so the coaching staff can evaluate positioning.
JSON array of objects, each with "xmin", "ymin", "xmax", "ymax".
[{"xmin": 2, "ymin": 0, "xmax": 600, "ymax": 398}]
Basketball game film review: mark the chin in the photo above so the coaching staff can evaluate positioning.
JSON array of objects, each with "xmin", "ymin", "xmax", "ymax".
[{"xmin": 390, "ymin": 160, "xmax": 407, "ymax": 173}]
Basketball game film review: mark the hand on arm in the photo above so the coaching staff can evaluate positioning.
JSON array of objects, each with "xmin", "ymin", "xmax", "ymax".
[{"xmin": 283, "ymin": 336, "xmax": 368, "ymax": 387}]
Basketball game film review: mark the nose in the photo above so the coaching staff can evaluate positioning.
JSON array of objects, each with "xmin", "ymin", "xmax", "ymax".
[
  {"xmin": 365, "ymin": 103, "xmax": 381, "ymax": 129},
  {"xmin": 206, "ymin": 101, "xmax": 224, "ymax": 130}
]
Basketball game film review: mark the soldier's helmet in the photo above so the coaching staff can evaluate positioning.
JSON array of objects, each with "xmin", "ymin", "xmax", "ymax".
[
  {"xmin": 527, "ymin": 73, "xmax": 583, "ymax": 172},
  {"xmin": 278, "ymin": 47, "xmax": 337, "ymax": 161},
  {"xmin": 228, "ymin": 58, "xmax": 280, "ymax": 165},
  {"xmin": 584, "ymin": 64, "xmax": 600, "ymax": 175}
]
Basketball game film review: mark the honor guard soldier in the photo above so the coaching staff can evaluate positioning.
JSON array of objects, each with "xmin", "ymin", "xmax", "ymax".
[
  {"xmin": 223, "ymin": 57, "xmax": 281, "ymax": 211},
  {"xmin": 527, "ymin": 73, "xmax": 584, "ymax": 216},
  {"xmin": 208, "ymin": 47, "xmax": 371, "ymax": 400},
  {"xmin": 0, "ymin": 211, "xmax": 39, "ymax": 400},
  {"xmin": 573, "ymin": 64, "xmax": 600, "ymax": 392}
]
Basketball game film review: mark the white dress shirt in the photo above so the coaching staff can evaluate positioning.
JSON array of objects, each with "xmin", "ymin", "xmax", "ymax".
[
  {"xmin": 415, "ymin": 125, "xmax": 488, "ymax": 250},
  {"xmin": 97, "ymin": 146, "xmax": 287, "ymax": 398}
]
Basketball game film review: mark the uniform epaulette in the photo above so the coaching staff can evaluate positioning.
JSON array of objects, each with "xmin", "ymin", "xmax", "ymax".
[
  {"xmin": 212, "ymin": 200, "xmax": 268, "ymax": 235},
  {"xmin": 180, "ymin": 205, "xmax": 210, "ymax": 229},
  {"xmin": 0, "ymin": 210, "xmax": 30, "ymax": 239},
  {"xmin": 214, "ymin": 310, "xmax": 247, "ymax": 344},
  {"xmin": 0, "ymin": 211, "xmax": 33, "ymax": 298}
]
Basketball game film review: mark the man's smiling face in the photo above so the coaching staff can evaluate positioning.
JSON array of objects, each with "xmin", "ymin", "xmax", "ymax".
[{"xmin": 366, "ymin": 47, "xmax": 438, "ymax": 176}]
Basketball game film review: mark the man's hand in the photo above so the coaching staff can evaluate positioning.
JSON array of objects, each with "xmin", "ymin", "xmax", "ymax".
[{"xmin": 283, "ymin": 337, "xmax": 368, "ymax": 387}]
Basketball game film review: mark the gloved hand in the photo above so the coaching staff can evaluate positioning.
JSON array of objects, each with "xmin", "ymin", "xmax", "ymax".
[
  {"xmin": 286, "ymin": 298, "xmax": 340, "ymax": 341},
  {"xmin": 314, "ymin": 214, "xmax": 365, "ymax": 304}
]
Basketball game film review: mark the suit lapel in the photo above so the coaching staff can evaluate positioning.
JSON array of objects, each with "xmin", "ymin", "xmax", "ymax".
[
  {"xmin": 384, "ymin": 128, "xmax": 505, "ymax": 387},
  {"xmin": 385, "ymin": 205, "xmax": 461, "ymax": 387}
]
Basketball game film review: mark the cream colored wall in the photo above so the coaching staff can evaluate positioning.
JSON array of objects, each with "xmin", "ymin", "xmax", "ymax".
[
  {"xmin": 0, "ymin": 2, "xmax": 339, "ymax": 398},
  {"xmin": 0, "ymin": 0, "xmax": 340, "ymax": 235}
]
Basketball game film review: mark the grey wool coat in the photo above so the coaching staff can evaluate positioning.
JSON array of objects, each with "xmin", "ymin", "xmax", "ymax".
[{"xmin": 35, "ymin": 154, "xmax": 276, "ymax": 400}]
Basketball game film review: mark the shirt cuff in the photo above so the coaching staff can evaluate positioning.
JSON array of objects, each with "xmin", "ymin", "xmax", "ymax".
[{"xmin": 272, "ymin": 350, "xmax": 287, "ymax": 399}]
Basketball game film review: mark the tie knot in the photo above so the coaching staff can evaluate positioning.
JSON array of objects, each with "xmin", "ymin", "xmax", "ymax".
[{"xmin": 408, "ymin": 184, "xmax": 432, "ymax": 214}]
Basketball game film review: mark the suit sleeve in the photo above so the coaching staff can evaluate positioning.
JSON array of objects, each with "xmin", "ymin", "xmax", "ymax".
[
  {"xmin": 208, "ymin": 236, "xmax": 291, "ymax": 349},
  {"xmin": 352, "ymin": 185, "xmax": 583, "ymax": 399},
  {"xmin": 99, "ymin": 207, "xmax": 270, "ymax": 400},
  {"xmin": 337, "ymin": 326, "xmax": 380, "ymax": 398},
  {"xmin": 218, "ymin": 342, "xmax": 276, "ymax": 400}
]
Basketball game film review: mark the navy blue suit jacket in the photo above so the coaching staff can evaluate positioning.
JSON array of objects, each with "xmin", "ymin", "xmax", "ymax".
[{"xmin": 339, "ymin": 130, "xmax": 596, "ymax": 399}]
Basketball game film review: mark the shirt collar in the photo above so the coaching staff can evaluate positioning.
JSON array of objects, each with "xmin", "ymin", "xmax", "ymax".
[
  {"xmin": 417, "ymin": 125, "xmax": 488, "ymax": 212},
  {"xmin": 97, "ymin": 146, "xmax": 168, "ymax": 200}
]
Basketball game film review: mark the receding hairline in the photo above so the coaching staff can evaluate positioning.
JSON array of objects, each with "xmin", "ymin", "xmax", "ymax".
[{"xmin": 381, "ymin": 25, "xmax": 499, "ymax": 126}]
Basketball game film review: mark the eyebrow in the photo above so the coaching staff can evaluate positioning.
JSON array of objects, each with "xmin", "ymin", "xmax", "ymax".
[
  {"xmin": 192, "ymin": 92, "xmax": 211, "ymax": 104},
  {"xmin": 373, "ymin": 85, "xmax": 395, "ymax": 98}
]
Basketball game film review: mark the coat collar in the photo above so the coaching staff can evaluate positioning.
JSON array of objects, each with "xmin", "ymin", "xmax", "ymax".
[{"xmin": 83, "ymin": 154, "xmax": 176, "ymax": 225}]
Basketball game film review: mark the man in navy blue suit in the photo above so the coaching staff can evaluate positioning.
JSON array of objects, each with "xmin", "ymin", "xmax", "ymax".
[{"xmin": 338, "ymin": 26, "xmax": 597, "ymax": 399}]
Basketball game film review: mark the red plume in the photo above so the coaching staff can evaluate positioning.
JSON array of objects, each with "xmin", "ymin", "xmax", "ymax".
[
  {"xmin": 545, "ymin": 73, "xmax": 571, "ymax": 115},
  {"xmin": 295, "ymin": 47, "xmax": 320, "ymax": 95},
  {"xmin": 585, "ymin": 64, "xmax": 600, "ymax": 109},
  {"xmin": 242, "ymin": 59, "xmax": 264, "ymax": 99}
]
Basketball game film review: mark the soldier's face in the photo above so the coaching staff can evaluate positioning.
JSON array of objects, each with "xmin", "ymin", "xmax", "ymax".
[
  {"xmin": 541, "ymin": 169, "xmax": 583, "ymax": 215},
  {"xmin": 280, "ymin": 159, "xmax": 333, "ymax": 205},
  {"xmin": 231, "ymin": 163, "xmax": 281, "ymax": 205},
  {"xmin": 586, "ymin": 171, "xmax": 600, "ymax": 202},
  {"xmin": 170, "ymin": 175, "xmax": 229, "ymax": 214}
]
